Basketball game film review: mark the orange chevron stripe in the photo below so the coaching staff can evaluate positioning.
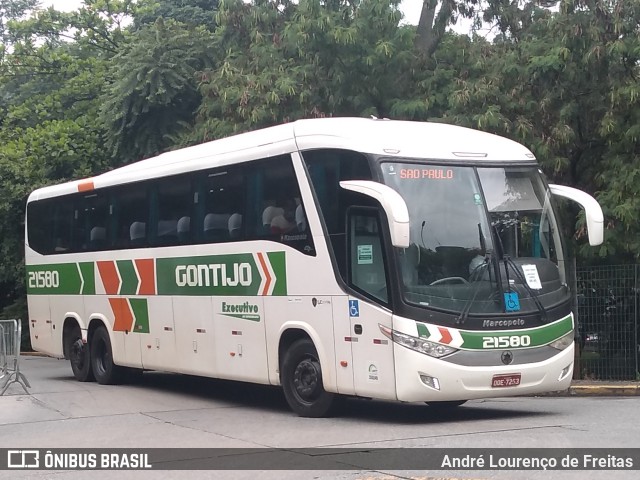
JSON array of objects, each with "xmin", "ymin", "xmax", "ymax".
[
  {"xmin": 98, "ymin": 261, "xmax": 120, "ymax": 295},
  {"xmin": 438, "ymin": 327, "xmax": 453, "ymax": 345},
  {"xmin": 109, "ymin": 298, "xmax": 134, "ymax": 332},
  {"xmin": 256, "ymin": 252, "xmax": 272, "ymax": 296},
  {"xmin": 135, "ymin": 258, "xmax": 155, "ymax": 295}
]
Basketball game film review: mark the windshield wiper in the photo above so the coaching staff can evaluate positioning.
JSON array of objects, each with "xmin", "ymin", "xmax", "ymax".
[
  {"xmin": 491, "ymin": 221, "xmax": 548, "ymax": 322},
  {"xmin": 503, "ymin": 255, "xmax": 548, "ymax": 323},
  {"xmin": 455, "ymin": 253, "xmax": 493, "ymax": 326}
]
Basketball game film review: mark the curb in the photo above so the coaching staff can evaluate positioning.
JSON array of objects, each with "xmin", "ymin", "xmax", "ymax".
[{"xmin": 568, "ymin": 384, "xmax": 640, "ymax": 396}]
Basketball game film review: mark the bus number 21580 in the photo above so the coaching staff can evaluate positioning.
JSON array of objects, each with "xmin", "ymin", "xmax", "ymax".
[
  {"xmin": 28, "ymin": 270, "xmax": 60, "ymax": 289},
  {"xmin": 482, "ymin": 335, "xmax": 531, "ymax": 349}
]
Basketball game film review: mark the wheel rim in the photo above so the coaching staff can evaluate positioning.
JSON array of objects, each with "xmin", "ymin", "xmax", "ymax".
[
  {"xmin": 292, "ymin": 356, "xmax": 322, "ymax": 404},
  {"xmin": 70, "ymin": 339, "xmax": 87, "ymax": 371}
]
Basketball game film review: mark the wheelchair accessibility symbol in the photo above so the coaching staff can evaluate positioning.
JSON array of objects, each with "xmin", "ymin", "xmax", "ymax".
[
  {"xmin": 504, "ymin": 291, "xmax": 521, "ymax": 312},
  {"xmin": 349, "ymin": 300, "xmax": 360, "ymax": 317}
]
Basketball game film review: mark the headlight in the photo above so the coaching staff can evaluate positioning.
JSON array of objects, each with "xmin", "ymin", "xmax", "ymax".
[
  {"xmin": 380, "ymin": 325, "xmax": 457, "ymax": 358},
  {"xmin": 549, "ymin": 331, "xmax": 574, "ymax": 351}
]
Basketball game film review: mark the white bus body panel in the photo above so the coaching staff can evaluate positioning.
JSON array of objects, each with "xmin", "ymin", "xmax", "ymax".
[
  {"xmin": 393, "ymin": 340, "xmax": 574, "ymax": 402},
  {"xmin": 348, "ymin": 298, "xmax": 397, "ymax": 400},
  {"xmin": 173, "ymin": 296, "xmax": 217, "ymax": 376}
]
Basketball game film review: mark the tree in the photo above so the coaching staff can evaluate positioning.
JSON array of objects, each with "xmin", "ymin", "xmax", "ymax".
[
  {"xmin": 99, "ymin": 17, "xmax": 216, "ymax": 162},
  {"xmin": 133, "ymin": 0, "xmax": 219, "ymax": 29},
  {"xmin": 414, "ymin": 0, "xmax": 479, "ymax": 56},
  {"xmin": 192, "ymin": 0, "xmax": 415, "ymax": 141},
  {"xmin": 0, "ymin": 1, "xmax": 125, "ymax": 319}
]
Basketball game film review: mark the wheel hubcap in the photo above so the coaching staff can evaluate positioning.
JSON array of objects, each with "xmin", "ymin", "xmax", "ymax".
[{"xmin": 293, "ymin": 358, "xmax": 321, "ymax": 402}]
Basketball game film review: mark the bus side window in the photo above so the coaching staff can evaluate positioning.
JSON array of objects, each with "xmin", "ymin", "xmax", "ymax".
[
  {"xmin": 77, "ymin": 193, "xmax": 110, "ymax": 251},
  {"xmin": 27, "ymin": 199, "xmax": 54, "ymax": 254},
  {"xmin": 248, "ymin": 155, "xmax": 315, "ymax": 255},
  {"xmin": 347, "ymin": 208, "xmax": 389, "ymax": 305},
  {"xmin": 302, "ymin": 149, "xmax": 373, "ymax": 275},
  {"xmin": 201, "ymin": 168, "xmax": 244, "ymax": 243},
  {"xmin": 113, "ymin": 186, "xmax": 148, "ymax": 249},
  {"xmin": 153, "ymin": 176, "xmax": 192, "ymax": 246}
]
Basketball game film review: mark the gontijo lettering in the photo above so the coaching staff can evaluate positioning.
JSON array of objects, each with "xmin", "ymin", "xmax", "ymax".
[{"xmin": 175, "ymin": 263, "xmax": 252, "ymax": 287}]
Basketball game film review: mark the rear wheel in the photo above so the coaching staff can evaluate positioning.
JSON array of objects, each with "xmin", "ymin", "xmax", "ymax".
[
  {"xmin": 90, "ymin": 326, "xmax": 124, "ymax": 385},
  {"xmin": 67, "ymin": 325, "xmax": 94, "ymax": 382},
  {"xmin": 281, "ymin": 338, "xmax": 338, "ymax": 417}
]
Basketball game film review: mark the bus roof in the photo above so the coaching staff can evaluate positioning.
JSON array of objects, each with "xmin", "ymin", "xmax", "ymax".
[{"xmin": 28, "ymin": 117, "xmax": 536, "ymax": 202}]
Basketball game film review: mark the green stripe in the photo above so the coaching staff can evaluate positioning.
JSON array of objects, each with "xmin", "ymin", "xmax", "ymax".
[
  {"xmin": 416, "ymin": 323, "xmax": 430, "ymax": 338},
  {"xmin": 117, "ymin": 260, "xmax": 138, "ymax": 295},
  {"xmin": 458, "ymin": 315, "xmax": 573, "ymax": 350},
  {"xmin": 156, "ymin": 253, "xmax": 287, "ymax": 296},
  {"xmin": 79, "ymin": 262, "xmax": 95, "ymax": 295},
  {"xmin": 26, "ymin": 264, "xmax": 82, "ymax": 294},
  {"xmin": 268, "ymin": 251, "xmax": 287, "ymax": 296},
  {"xmin": 130, "ymin": 298, "xmax": 150, "ymax": 333}
]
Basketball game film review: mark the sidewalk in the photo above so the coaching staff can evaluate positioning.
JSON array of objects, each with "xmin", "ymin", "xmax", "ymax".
[{"xmin": 566, "ymin": 380, "xmax": 640, "ymax": 396}]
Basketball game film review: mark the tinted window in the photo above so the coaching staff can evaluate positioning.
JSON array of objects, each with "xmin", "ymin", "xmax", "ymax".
[
  {"xmin": 200, "ymin": 168, "xmax": 244, "ymax": 243},
  {"xmin": 247, "ymin": 156, "xmax": 315, "ymax": 255},
  {"xmin": 303, "ymin": 149, "xmax": 373, "ymax": 275},
  {"xmin": 154, "ymin": 176, "xmax": 193, "ymax": 246},
  {"xmin": 28, "ymin": 155, "xmax": 316, "ymax": 255},
  {"xmin": 113, "ymin": 186, "xmax": 148, "ymax": 248},
  {"xmin": 27, "ymin": 200, "xmax": 54, "ymax": 254},
  {"xmin": 76, "ymin": 193, "xmax": 111, "ymax": 251},
  {"xmin": 349, "ymin": 209, "xmax": 389, "ymax": 304}
]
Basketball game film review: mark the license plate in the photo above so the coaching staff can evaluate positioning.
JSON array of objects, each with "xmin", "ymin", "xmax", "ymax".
[{"xmin": 491, "ymin": 373, "xmax": 521, "ymax": 388}]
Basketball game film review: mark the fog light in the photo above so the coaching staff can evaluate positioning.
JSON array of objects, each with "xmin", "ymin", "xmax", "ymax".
[
  {"xmin": 558, "ymin": 363, "xmax": 572, "ymax": 381},
  {"xmin": 419, "ymin": 373, "xmax": 440, "ymax": 390}
]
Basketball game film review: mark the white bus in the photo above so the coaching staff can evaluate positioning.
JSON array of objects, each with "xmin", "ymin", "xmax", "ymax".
[{"xmin": 25, "ymin": 118, "xmax": 603, "ymax": 416}]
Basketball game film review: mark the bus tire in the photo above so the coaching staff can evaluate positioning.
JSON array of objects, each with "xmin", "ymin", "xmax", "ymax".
[
  {"xmin": 281, "ymin": 338, "xmax": 338, "ymax": 418},
  {"xmin": 67, "ymin": 325, "xmax": 94, "ymax": 382},
  {"xmin": 426, "ymin": 400, "xmax": 467, "ymax": 409},
  {"xmin": 90, "ymin": 326, "xmax": 124, "ymax": 385}
]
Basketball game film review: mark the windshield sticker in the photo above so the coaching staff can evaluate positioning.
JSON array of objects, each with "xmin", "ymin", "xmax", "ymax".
[
  {"xmin": 357, "ymin": 245, "xmax": 373, "ymax": 264},
  {"xmin": 387, "ymin": 165, "xmax": 397, "ymax": 175},
  {"xmin": 521, "ymin": 264, "xmax": 543, "ymax": 290},
  {"xmin": 504, "ymin": 291, "xmax": 521, "ymax": 312},
  {"xmin": 473, "ymin": 193, "xmax": 482, "ymax": 205},
  {"xmin": 399, "ymin": 168, "xmax": 454, "ymax": 180}
]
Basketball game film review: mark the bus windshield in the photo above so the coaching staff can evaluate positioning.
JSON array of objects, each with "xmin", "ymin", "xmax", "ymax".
[{"xmin": 380, "ymin": 162, "xmax": 569, "ymax": 316}]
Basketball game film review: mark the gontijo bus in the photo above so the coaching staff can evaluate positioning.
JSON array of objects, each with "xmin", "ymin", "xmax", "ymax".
[{"xmin": 25, "ymin": 118, "xmax": 603, "ymax": 416}]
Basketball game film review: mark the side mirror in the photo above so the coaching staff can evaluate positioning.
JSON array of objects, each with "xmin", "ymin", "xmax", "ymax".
[
  {"xmin": 339, "ymin": 180, "xmax": 410, "ymax": 248},
  {"xmin": 549, "ymin": 184, "xmax": 604, "ymax": 246}
]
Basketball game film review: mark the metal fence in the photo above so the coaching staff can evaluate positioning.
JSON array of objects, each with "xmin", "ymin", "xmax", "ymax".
[
  {"xmin": 576, "ymin": 265, "xmax": 639, "ymax": 381},
  {"xmin": 0, "ymin": 319, "xmax": 31, "ymax": 395}
]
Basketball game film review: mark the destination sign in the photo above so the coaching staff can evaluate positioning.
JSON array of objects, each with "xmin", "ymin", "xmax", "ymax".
[{"xmin": 399, "ymin": 168, "xmax": 454, "ymax": 180}]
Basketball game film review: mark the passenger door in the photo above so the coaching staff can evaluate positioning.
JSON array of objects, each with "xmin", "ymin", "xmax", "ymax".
[{"xmin": 346, "ymin": 208, "xmax": 397, "ymax": 400}]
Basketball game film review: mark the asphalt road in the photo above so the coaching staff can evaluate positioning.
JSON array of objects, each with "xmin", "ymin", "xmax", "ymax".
[{"xmin": 1, "ymin": 356, "xmax": 639, "ymax": 480}]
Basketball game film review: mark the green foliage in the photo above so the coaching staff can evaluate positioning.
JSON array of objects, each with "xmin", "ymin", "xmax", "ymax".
[
  {"xmin": 192, "ymin": 0, "xmax": 414, "ymax": 141},
  {"xmin": 100, "ymin": 17, "xmax": 215, "ymax": 162},
  {"xmin": 134, "ymin": 0, "xmax": 219, "ymax": 29},
  {"xmin": 0, "ymin": 0, "xmax": 123, "ymax": 314}
]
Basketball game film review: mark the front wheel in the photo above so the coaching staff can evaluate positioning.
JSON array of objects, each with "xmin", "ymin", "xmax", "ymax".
[
  {"xmin": 90, "ymin": 326, "xmax": 124, "ymax": 385},
  {"xmin": 281, "ymin": 339, "xmax": 338, "ymax": 417}
]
